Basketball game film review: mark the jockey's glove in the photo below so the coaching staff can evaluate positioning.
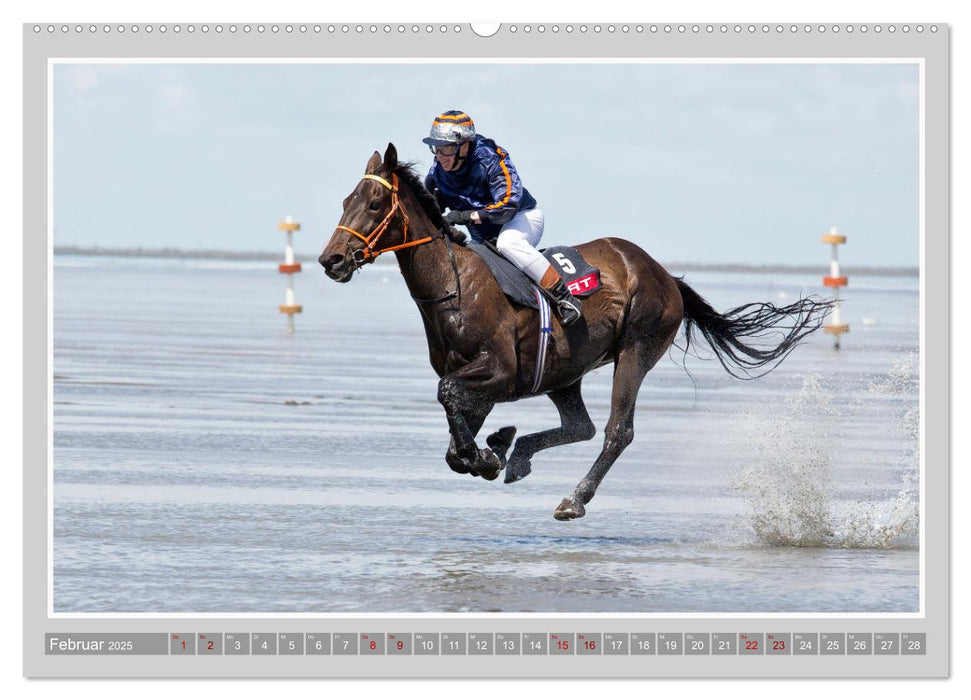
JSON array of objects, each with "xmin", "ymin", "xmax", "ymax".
[{"xmin": 444, "ymin": 210, "xmax": 475, "ymax": 226}]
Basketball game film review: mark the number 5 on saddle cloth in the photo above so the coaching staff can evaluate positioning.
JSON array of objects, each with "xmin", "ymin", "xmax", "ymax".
[
  {"xmin": 467, "ymin": 242, "xmax": 602, "ymax": 394},
  {"xmin": 468, "ymin": 243, "xmax": 602, "ymax": 310}
]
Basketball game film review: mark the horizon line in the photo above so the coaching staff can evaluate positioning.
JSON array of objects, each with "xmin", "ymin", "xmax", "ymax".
[{"xmin": 52, "ymin": 245, "xmax": 920, "ymax": 277}]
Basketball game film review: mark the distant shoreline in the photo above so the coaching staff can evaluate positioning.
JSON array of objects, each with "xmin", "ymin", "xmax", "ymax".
[{"xmin": 52, "ymin": 245, "xmax": 919, "ymax": 278}]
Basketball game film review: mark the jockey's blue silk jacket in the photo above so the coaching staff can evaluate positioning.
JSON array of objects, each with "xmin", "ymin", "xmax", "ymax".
[{"xmin": 425, "ymin": 135, "xmax": 537, "ymax": 242}]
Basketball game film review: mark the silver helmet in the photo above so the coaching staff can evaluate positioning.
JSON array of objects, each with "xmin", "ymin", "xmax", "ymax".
[{"xmin": 421, "ymin": 110, "xmax": 476, "ymax": 147}]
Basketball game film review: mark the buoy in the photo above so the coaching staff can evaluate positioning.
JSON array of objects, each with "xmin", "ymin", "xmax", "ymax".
[
  {"xmin": 277, "ymin": 215, "xmax": 303, "ymax": 334},
  {"xmin": 822, "ymin": 226, "xmax": 849, "ymax": 349}
]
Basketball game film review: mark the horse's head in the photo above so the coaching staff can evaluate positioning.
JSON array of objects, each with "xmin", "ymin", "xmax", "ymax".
[{"xmin": 319, "ymin": 143, "xmax": 411, "ymax": 282}]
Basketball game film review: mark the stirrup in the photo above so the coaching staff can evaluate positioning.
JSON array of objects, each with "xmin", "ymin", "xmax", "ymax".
[
  {"xmin": 542, "ymin": 280, "xmax": 582, "ymax": 326},
  {"xmin": 555, "ymin": 297, "xmax": 582, "ymax": 326}
]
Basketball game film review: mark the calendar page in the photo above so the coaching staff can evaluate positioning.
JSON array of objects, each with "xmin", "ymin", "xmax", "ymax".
[{"xmin": 23, "ymin": 21, "xmax": 949, "ymax": 679}]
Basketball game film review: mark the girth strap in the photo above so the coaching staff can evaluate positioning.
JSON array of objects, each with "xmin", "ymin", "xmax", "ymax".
[{"xmin": 530, "ymin": 288, "xmax": 553, "ymax": 393}]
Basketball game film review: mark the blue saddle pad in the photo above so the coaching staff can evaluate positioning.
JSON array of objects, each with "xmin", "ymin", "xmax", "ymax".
[{"xmin": 468, "ymin": 243, "xmax": 602, "ymax": 310}]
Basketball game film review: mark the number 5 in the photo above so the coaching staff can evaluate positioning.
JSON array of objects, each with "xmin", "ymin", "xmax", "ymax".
[{"xmin": 553, "ymin": 253, "xmax": 576, "ymax": 274}]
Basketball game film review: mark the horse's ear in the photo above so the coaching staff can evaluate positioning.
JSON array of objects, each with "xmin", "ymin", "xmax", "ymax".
[
  {"xmin": 383, "ymin": 143, "xmax": 398, "ymax": 172},
  {"xmin": 365, "ymin": 151, "xmax": 382, "ymax": 174}
]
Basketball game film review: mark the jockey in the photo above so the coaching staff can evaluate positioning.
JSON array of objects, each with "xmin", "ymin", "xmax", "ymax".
[{"xmin": 422, "ymin": 110, "xmax": 582, "ymax": 326}]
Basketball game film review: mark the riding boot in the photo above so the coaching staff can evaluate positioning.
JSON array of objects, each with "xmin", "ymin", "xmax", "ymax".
[{"xmin": 539, "ymin": 269, "xmax": 582, "ymax": 326}]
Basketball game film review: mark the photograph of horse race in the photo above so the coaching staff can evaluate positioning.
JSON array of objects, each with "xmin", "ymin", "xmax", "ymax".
[{"xmin": 52, "ymin": 62, "xmax": 920, "ymax": 613}]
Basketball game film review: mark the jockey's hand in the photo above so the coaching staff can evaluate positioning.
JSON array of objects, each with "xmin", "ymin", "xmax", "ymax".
[{"xmin": 445, "ymin": 210, "xmax": 475, "ymax": 226}]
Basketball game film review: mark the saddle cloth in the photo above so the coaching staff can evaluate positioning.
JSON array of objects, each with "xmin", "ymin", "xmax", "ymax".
[{"xmin": 467, "ymin": 243, "xmax": 602, "ymax": 310}]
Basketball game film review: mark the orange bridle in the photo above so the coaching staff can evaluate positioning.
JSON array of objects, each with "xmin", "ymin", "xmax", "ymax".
[{"xmin": 335, "ymin": 173, "xmax": 432, "ymax": 264}]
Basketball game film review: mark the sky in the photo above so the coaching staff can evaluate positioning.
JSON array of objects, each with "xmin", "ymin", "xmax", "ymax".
[{"xmin": 53, "ymin": 61, "xmax": 919, "ymax": 267}]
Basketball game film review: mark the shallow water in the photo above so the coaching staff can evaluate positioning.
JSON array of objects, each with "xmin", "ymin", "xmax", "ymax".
[{"xmin": 52, "ymin": 255, "xmax": 920, "ymax": 613}]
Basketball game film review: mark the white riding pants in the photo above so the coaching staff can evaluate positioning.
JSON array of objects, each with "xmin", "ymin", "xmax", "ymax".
[{"xmin": 495, "ymin": 208, "xmax": 550, "ymax": 284}]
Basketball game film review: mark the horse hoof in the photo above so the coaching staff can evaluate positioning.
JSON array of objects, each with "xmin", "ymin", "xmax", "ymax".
[
  {"xmin": 554, "ymin": 498, "xmax": 585, "ymax": 520},
  {"xmin": 475, "ymin": 448, "xmax": 502, "ymax": 482},
  {"xmin": 486, "ymin": 426, "xmax": 517, "ymax": 463},
  {"xmin": 504, "ymin": 459, "xmax": 532, "ymax": 484},
  {"xmin": 446, "ymin": 454, "xmax": 472, "ymax": 474}
]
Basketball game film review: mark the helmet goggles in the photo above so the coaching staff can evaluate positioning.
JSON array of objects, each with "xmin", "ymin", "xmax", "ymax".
[{"xmin": 430, "ymin": 143, "xmax": 461, "ymax": 156}]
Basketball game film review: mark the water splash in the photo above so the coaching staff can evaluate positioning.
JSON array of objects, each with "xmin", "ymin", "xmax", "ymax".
[
  {"xmin": 733, "ymin": 365, "xmax": 919, "ymax": 549},
  {"xmin": 733, "ymin": 374, "xmax": 837, "ymax": 547},
  {"xmin": 829, "ymin": 354, "xmax": 920, "ymax": 548},
  {"xmin": 864, "ymin": 354, "xmax": 920, "ymax": 464},
  {"xmin": 824, "ymin": 472, "xmax": 919, "ymax": 549}
]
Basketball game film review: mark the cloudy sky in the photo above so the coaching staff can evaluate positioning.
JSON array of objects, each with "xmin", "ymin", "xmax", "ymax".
[{"xmin": 52, "ymin": 61, "xmax": 919, "ymax": 267}]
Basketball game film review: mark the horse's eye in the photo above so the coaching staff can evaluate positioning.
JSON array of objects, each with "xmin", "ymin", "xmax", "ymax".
[{"xmin": 368, "ymin": 201, "xmax": 381, "ymax": 212}]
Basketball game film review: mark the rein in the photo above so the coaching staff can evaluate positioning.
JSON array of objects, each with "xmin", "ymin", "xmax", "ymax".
[{"xmin": 411, "ymin": 230, "xmax": 461, "ymax": 306}]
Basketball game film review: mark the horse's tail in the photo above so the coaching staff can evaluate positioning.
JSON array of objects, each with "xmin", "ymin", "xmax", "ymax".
[{"xmin": 674, "ymin": 278, "xmax": 835, "ymax": 380}]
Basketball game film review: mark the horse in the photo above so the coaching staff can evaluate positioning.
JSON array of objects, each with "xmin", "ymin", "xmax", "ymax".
[{"xmin": 319, "ymin": 143, "xmax": 834, "ymax": 520}]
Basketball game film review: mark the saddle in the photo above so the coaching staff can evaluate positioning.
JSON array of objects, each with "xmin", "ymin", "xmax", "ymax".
[{"xmin": 467, "ymin": 243, "xmax": 602, "ymax": 310}]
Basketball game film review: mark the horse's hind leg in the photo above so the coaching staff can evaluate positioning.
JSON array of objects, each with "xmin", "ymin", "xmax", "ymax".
[
  {"xmin": 504, "ymin": 379, "xmax": 596, "ymax": 484},
  {"xmin": 554, "ymin": 350, "xmax": 649, "ymax": 521}
]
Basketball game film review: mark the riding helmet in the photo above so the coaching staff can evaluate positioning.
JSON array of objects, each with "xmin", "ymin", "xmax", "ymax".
[{"xmin": 422, "ymin": 110, "xmax": 476, "ymax": 147}]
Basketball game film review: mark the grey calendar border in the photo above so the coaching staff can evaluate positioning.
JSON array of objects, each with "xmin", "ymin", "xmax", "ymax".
[{"xmin": 23, "ymin": 23, "xmax": 949, "ymax": 679}]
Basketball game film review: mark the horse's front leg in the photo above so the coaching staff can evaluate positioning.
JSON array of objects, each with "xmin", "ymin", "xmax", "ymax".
[
  {"xmin": 444, "ymin": 402, "xmax": 497, "ymax": 478},
  {"xmin": 438, "ymin": 358, "xmax": 506, "ymax": 481},
  {"xmin": 505, "ymin": 379, "xmax": 596, "ymax": 483}
]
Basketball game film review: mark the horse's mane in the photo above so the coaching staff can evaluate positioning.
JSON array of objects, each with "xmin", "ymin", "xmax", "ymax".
[{"xmin": 393, "ymin": 162, "xmax": 447, "ymax": 230}]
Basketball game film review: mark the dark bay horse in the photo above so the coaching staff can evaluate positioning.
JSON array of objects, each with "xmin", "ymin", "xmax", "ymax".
[{"xmin": 319, "ymin": 143, "xmax": 834, "ymax": 520}]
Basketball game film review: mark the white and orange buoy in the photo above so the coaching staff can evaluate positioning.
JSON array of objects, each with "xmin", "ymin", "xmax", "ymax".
[
  {"xmin": 822, "ymin": 226, "xmax": 849, "ymax": 349},
  {"xmin": 277, "ymin": 215, "xmax": 303, "ymax": 333}
]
